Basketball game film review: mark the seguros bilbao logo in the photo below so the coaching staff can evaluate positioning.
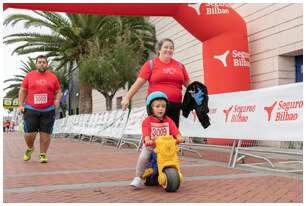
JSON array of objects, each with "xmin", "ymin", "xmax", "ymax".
[
  {"xmin": 188, "ymin": 3, "xmax": 202, "ymax": 15},
  {"xmin": 205, "ymin": 3, "xmax": 230, "ymax": 15},
  {"xmin": 264, "ymin": 100, "xmax": 303, "ymax": 122},
  {"xmin": 223, "ymin": 104, "xmax": 256, "ymax": 123},
  {"xmin": 214, "ymin": 50, "xmax": 250, "ymax": 68},
  {"xmin": 223, "ymin": 105, "xmax": 233, "ymax": 122},
  {"xmin": 188, "ymin": 3, "xmax": 230, "ymax": 16}
]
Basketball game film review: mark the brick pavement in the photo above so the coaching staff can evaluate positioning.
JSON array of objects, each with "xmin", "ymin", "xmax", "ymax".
[{"xmin": 3, "ymin": 132, "xmax": 303, "ymax": 203}]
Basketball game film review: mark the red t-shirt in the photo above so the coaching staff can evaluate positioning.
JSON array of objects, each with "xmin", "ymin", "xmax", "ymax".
[
  {"xmin": 138, "ymin": 57, "xmax": 190, "ymax": 103},
  {"xmin": 142, "ymin": 115, "xmax": 180, "ymax": 141},
  {"xmin": 21, "ymin": 70, "xmax": 60, "ymax": 109},
  {"xmin": 5, "ymin": 121, "xmax": 10, "ymax": 127}
]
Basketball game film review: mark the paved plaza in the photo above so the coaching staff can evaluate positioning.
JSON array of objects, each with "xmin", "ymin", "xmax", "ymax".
[{"xmin": 3, "ymin": 132, "xmax": 303, "ymax": 203}]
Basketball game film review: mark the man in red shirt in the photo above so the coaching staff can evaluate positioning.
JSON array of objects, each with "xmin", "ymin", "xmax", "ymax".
[{"xmin": 18, "ymin": 55, "xmax": 62, "ymax": 163}]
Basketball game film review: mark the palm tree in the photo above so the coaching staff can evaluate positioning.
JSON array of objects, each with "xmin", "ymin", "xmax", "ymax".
[
  {"xmin": 4, "ymin": 87, "xmax": 19, "ymax": 99},
  {"xmin": 4, "ymin": 12, "xmax": 117, "ymax": 113},
  {"xmin": 120, "ymin": 16, "xmax": 156, "ymax": 56},
  {"xmin": 4, "ymin": 11, "xmax": 156, "ymax": 113}
]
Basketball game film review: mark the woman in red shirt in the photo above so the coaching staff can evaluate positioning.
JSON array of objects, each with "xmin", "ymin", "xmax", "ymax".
[{"xmin": 121, "ymin": 38, "xmax": 191, "ymax": 127}]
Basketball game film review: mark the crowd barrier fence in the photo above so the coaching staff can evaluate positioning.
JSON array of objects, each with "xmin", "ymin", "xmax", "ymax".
[{"xmin": 53, "ymin": 83, "xmax": 303, "ymax": 172}]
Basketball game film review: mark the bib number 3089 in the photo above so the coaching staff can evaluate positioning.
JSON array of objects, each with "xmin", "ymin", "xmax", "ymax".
[{"xmin": 34, "ymin": 93, "xmax": 48, "ymax": 104}]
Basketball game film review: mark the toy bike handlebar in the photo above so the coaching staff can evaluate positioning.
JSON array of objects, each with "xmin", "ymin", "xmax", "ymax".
[
  {"xmin": 144, "ymin": 141, "xmax": 156, "ymax": 147},
  {"xmin": 144, "ymin": 139, "xmax": 185, "ymax": 147}
]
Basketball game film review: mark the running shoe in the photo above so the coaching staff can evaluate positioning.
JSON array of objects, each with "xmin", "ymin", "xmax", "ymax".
[
  {"xmin": 39, "ymin": 153, "xmax": 48, "ymax": 163},
  {"xmin": 23, "ymin": 147, "xmax": 34, "ymax": 161}
]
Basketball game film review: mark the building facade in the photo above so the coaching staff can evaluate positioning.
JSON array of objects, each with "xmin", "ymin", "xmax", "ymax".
[{"xmin": 92, "ymin": 3, "xmax": 303, "ymax": 113}]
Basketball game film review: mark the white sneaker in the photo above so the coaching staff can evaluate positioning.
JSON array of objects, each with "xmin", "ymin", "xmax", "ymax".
[{"xmin": 130, "ymin": 177, "xmax": 142, "ymax": 188}]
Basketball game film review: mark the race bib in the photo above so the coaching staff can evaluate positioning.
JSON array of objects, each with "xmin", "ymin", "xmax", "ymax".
[
  {"xmin": 34, "ymin": 93, "xmax": 48, "ymax": 104},
  {"xmin": 151, "ymin": 122, "xmax": 170, "ymax": 139}
]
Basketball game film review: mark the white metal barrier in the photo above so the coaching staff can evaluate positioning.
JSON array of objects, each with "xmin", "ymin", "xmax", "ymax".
[
  {"xmin": 118, "ymin": 107, "xmax": 147, "ymax": 149},
  {"xmin": 53, "ymin": 83, "xmax": 303, "ymax": 170},
  {"xmin": 53, "ymin": 110, "xmax": 129, "ymax": 145}
]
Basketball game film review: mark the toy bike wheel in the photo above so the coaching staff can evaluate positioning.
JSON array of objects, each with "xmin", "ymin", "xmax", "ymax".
[
  {"xmin": 163, "ymin": 168, "xmax": 180, "ymax": 192},
  {"xmin": 144, "ymin": 176, "xmax": 159, "ymax": 186}
]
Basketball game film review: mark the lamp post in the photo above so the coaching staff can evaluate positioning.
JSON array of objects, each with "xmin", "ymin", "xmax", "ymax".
[{"xmin": 68, "ymin": 72, "xmax": 73, "ymax": 115}]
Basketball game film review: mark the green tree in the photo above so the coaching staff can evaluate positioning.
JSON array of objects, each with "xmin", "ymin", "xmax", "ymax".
[
  {"xmin": 4, "ymin": 87, "xmax": 19, "ymax": 99},
  {"xmin": 4, "ymin": 11, "xmax": 156, "ymax": 113},
  {"xmin": 79, "ymin": 16, "xmax": 156, "ymax": 111},
  {"xmin": 4, "ymin": 12, "xmax": 117, "ymax": 113},
  {"xmin": 80, "ymin": 32, "xmax": 144, "ymax": 111}
]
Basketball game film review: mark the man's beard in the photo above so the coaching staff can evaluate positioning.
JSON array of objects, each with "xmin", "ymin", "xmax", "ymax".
[{"xmin": 38, "ymin": 67, "xmax": 47, "ymax": 73}]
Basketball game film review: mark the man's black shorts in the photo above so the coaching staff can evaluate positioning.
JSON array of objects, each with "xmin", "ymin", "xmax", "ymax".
[{"xmin": 23, "ymin": 109, "xmax": 56, "ymax": 134}]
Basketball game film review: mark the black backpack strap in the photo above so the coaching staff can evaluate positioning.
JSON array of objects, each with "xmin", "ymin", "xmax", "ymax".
[{"xmin": 149, "ymin": 59, "xmax": 153, "ymax": 72}]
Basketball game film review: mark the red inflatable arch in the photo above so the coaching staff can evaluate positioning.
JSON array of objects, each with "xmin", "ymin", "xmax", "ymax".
[
  {"xmin": 4, "ymin": 3, "xmax": 250, "ymax": 94},
  {"xmin": 4, "ymin": 3, "xmax": 251, "ymax": 145}
]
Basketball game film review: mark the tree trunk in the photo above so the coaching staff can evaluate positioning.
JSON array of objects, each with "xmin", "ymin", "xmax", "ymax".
[
  {"xmin": 79, "ymin": 83, "xmax": 92, "ymax": 114},
  {"xmin": 105, "ymin": 95, "xmax": 113, "ymax": 111}
]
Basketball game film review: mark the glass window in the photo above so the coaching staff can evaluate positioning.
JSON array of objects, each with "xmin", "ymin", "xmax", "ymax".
[{"xmin": 295, "ymin": 55, "xmax": 303, "ymax": 82}]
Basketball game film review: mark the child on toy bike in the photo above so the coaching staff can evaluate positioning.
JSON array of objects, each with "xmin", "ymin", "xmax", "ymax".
[{"xmin": 130, "ymin": 91, "xmax": 185, "ymax": 188}]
